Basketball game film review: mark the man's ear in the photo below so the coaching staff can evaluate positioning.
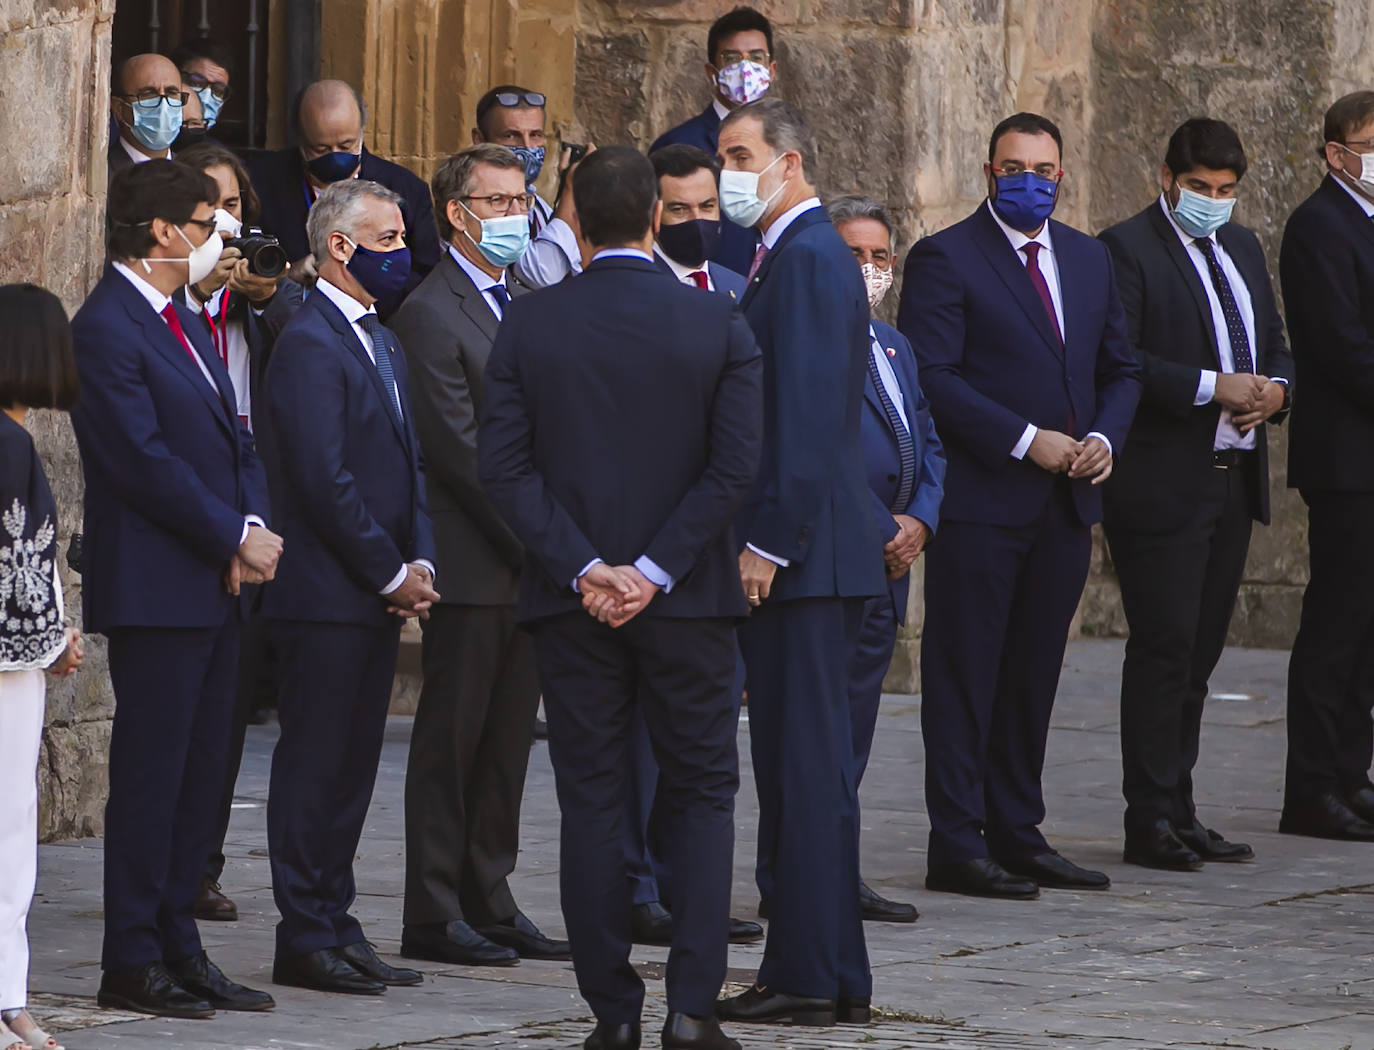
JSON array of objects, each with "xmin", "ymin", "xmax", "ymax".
[
  {"xmin": 470, "ymin": 126, "xmax": 483, "ymax": 147},
  {"xmin": 447, "ymin": 199, "xmax": 468, "ymax": 238},
  {"xmin": 651, "ymin": 199, "xmax": 664, "ymax": 240}
]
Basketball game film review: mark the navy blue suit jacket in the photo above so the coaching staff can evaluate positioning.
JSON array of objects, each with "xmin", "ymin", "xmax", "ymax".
[
  {"xmin": 737, "ymin": 205, "xmax": 887, "ymax": 602},
  {"xmin": 71, "ymin": 265, "xmax": 269, "ymax": 633},
  {"xmin": 864, "ymin": 320, "xmax": 946, "ymax": 623},
  {"xmin": 897, "ymin": 204, "xmax": 1142, "ymax": 528},
  {"xmin": 479, "ymin": 255, "xmax": 763, "ymax": 624},
  {"xmin": 652, "ymin": 253, "xmax": 746, "ymax": 302},
  {"xmin": 261, "ymin": 289, "xmax": 435, "ymax": 627},
  {"xmin": 242, "ymin": 147, "xmax": 440, "ymax": 307}
]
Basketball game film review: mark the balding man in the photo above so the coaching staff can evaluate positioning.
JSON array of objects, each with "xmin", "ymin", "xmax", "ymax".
[
  {"xmin": 244, "ymin": 79, "xmax": 439, "ymax": 310},
  {"xmin": 109, "ymin": 54, "xmax": 187, "ymax": 179}
]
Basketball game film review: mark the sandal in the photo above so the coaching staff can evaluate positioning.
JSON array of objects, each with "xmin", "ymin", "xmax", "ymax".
[
  {"xmin": 0, "ymin": 1019, "xmax": 30, "ymax": 1050},
  {"xmin": 1, "ymin": 1012, "xmax": 57, "ymax": 1050}
]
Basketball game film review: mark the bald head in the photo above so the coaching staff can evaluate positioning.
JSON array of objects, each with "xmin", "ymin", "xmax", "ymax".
[
  {"xmin": 296, "ymin": 79, "xmax": 367, "ymax": 150},
  {"xmin": 117, "ymin": 53, "xmax": 181, "ymax": 98}
]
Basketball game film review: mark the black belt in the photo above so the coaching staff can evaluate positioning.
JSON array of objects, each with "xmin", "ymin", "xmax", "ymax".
[{"xmin": 1211, "ymin": 448, "xmax": 1256, "ymax": 469}]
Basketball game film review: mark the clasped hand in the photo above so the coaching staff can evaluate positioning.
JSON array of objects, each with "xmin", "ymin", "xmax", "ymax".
[
  {"xmin": 580, "ymin": 563, "xmax": 658, "ymax": 628},
  {"xmin": 386, "ymin": 563, "xmax": 440, "ymax": 619},
  {"xmin": 224, "ymin": 524, "xmax": 285, "ymax": 595},
  {"xmin": 1028, "ymin": 430, "xmax": 1113, "ymax": 485},
  {"xmin": 1215, "ymin": 373, "xmax": 1284, "ymax": 432},
  {"xmin": 884, "ymin": 514, "xmax": 929, "ymax": 580}
]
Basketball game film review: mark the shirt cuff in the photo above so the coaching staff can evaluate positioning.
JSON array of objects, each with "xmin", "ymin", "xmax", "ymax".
[
  {"xmin": 571, "ymin": 557, "xmax": 604, "ymax": 593},
  {"xmin": 1085, "ymin": 431, "xmax": 1113, "ymax": 457},
  {"xmin": 379, "ymin": 564, "xmax": 409, "ymax": 596},
  {"xmin": 634, "ymin": 555, "xmax": 674, "ymax": 593},
  {"xmin": 239, "ymin": 516, "xmax": 265, "ymax": 545},
  {"xmin": 1011, "ymin": 424, "xmax": 1037, "ymax": 460},
  {"xmin": 1196, "ymin": 369, "xmax": 1217, "ymax": 406},
  {"xmin": 412, "ymin": 559, "xmax": 436, "ymax": 584},
  {"xmin": 746, "ymin": 543, "xmax": 790, "ymax": 568},
  {"xmin": 1271, "ymin": 377, "xmax": 1289, "ymax": 386}
]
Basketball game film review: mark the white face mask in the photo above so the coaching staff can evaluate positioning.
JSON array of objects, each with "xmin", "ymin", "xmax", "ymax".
[
  {"xmin": 861, "ymin": 262, "xmax": 893, "ymax": 309},
  {"xmin": 1339, "ymin": 143, "xmax": 1374, "ymax": 192},
  {"xmin": 139, "ymin": 221, "xmax": 225, "ymax": 286},
  {"xmin": 716, "ymin": 60, "xmax": 771, "ymax": 105},
  {"xmin": 719, "ymin": 152, "xmax": 787, "ymax": 228},
  {"xmin": 213, "ymin": 207, "xmax": 243, "ymax": 239}
]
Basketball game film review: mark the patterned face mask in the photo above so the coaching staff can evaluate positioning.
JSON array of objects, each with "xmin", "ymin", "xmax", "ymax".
[
  {"xmin": 862, "ymin": 262, "xmax": 893, "ymax": 310},
  {"xmin": 716, "ymin": 60, "xmax": 771, "ymax": 105}
]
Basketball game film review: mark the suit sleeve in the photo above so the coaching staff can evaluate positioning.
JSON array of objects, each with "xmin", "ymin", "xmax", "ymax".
[
  {"xmin": 70, "ymin": 316, "xmax": 245, "ymax": 566},
  {"xmin": 1242, "ymin": 233, "xmax": 1294, "ymax": 424},
  {"xmin": 642, "ymin": 307, "xmax": 763, "ymax": 579},
  {"xmin": 266, "ymin": 331, "xmax": 405, "ymax": 590},
  {"xmin": 1098, "ymin": 225, "xmax": 1201, "ymax": 418},
  {"xmin": 1089, "ymin": 249, "xmax": 1145, "ymax": 452},
  {"xmin": 897, "ymin": 238, "xmax": 1036, "ymax": 467},
  {"xmin": 255, "ymin": 278, "xmax": 304, "ymax": 345},
  {"xmin": 477, "ymin": 309, "xmax": 600, "ymax": 589},
  {"xmin": 905, "ymin": 363, "xmax": 946, "ymax": 536},
  {"xmin": 389, "ymin": 299, "xmax": 524, "ymax": 567}
]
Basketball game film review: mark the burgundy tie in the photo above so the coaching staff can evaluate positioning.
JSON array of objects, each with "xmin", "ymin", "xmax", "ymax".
[
  {"xmin": 1020, "ymin": 242, "xmax": 1062, "ymax": 345},
  {"xmin": 160, "ymin": 303, "xmax": 202, "ymax": 365},
  {"xmin": 746, "ymin": 244, "xmax": 769, "ymax": 282},
  {"xmin": 688, "ymin": 270, "xmax": 709, "ymax": 290}
]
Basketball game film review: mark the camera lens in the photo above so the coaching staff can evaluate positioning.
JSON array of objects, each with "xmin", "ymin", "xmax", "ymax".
[{"xmin": 251, "ymin": 242, "xmax": 288, "ymax": 278}]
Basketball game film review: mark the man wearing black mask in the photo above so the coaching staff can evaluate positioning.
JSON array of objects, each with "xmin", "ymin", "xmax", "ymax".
[{"xmin": 650, "ymin": 145, "xmax": 746, "ymax": 300}]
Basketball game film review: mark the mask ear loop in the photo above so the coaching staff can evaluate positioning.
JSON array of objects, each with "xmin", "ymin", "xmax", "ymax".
[{"xmin": 141, "ymin": 223, "xmax": 197, "ymax": 274}]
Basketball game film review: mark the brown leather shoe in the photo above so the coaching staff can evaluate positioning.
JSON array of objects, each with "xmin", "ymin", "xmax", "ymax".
[{"xmin": 194, "ymin": 877, "xmax": 238, "ymax": 922}]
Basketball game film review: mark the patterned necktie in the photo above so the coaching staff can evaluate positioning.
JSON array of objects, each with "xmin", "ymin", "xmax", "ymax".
[
  {"xmin": 688, "ymin": 270, "xmax": 709, "ymax": 290},
  {"xmin": 746, "ymin": 244, "xmax": 769, "ymax": 281},
  {"xmin": 1193, "ymin": 237, "xmax": 1254, "ymax": 374},
  {"xmin": 358, "ymin": 314, "xmax": 404, "ymax": 423},
  {"xmin": 1020, "ymin": 242, "xmax": 1063, "ymax": 344},
  {"xmin": 867, "ymin": 341, "xmax": 916, "ymax": 513}
]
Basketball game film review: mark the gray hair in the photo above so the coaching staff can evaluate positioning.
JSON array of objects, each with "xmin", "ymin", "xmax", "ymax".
[
  {"xmin": 306, "ymin": 179, "xmax": 403, "ymax": 261},
  {"xmin": 721, "ymin": 97, "xmax": 817, "ymax": 177},
  {"xmin": 431, "ymin": 144, "xmax": 526, "ymax": 242},
  {"xmin": 826, "ymin": 194, "xmax": 895, "ymax": 248}
]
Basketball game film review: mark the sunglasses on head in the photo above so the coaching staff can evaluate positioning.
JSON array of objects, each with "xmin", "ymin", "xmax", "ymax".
[{"xmin": 493, "ymin": 91, "xmax": 546, "ymax": 109}]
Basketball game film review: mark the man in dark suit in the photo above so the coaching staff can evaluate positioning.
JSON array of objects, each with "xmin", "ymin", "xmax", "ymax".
[
  {"xmin": 1099, "ymin": 119, "xmax": 1293, "ymax": 869},
  {"xmin": 262, "ymin": 179, "xmax": 439, "ymax": 996},
  {"xmin": 650, "ymin": 8, "xmax": 772, "ymax": 276},
  {"xmin": 479, "ymin": 146, "xmax": 761, "ymax": 1050},
  {"xmin": 1280, "ymin": 91, "xmax": 1374, "ymax": 841},
  {"xmin": 388, "ymin": 144, "xmax": 570, "ymax": 969},
  {"xmin": 829, "ymin": 194, "xmax": 946, "ymax": 923},
  {"xmin": 898, "ymin": 112, "xmax": 1141, "ymax": 901},
  {"xmin": 243, "ymin": 79, "xmax": 439, "ymax": 309},
  {"xmin": 72, "ymin": 160, "xmax": 279, "ymax": 1018},
  {"xmin": 108, "ymin": 54, "xmax": 186, "ymax": 182},
  {"xmin": 712, "ymin": 99, "xmax": 886, "ymax": 1029}
]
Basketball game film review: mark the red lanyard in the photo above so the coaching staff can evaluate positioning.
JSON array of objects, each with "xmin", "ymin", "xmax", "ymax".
[{"xmin": 202, "ymin": 290, "xmax": 231, "ymax": 367}]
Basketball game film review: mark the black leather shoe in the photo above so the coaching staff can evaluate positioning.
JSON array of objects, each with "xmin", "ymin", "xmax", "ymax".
[
  {"xmin": 1279, "ymin": 793, "xmax": 1374, "ymax": 841},
  {"xmin": 98, "ymin": 961, "xmax": 215, "ymax": 1018},
  {"xmin": 1124, "ymin": 817, "xmax": 1205, "ymax": 871},
  {"xmin": 584, "ymin": 1019, "xmax": 641, "ymax": 1049},
  {"xmin": 477, "ymin": 911, "xmax": 572, "ymax": 960},
  {"xmin": 663, "ymin": 1011, "xmax": 740, "ymax": 1048},
  {"xmin": 272, "ymin": 947, "xmax": 386, "ymax": 995},
  {"xmin": 716, "ymin": 985, "xmax": 836, "ymax": 1026},
  {"xmin": 728, "ymin": 916, "xmax": 764, "ymax": 943},
  {"xmin": 630, "ymin": 902, "xmax": 674, "ymax": 946},
  {"xmin": 837, "ymin": 996, "xmax": 871, "ymax": 1024},
  {"xmin": 167, "ymin": 951, "xmax": 274, "ymax": 1011},
  {"xmin": 1347, "ymin": 786, "xmax": 1374, "ymax": 824},
  {"xmin": 859, "ymin": 880, "xmax": 918, "ymax": 922},
  {"xmin": 1176, "ymin": 820, "xmax": 1254, "ymax": 862},
  {"xmin": 1000, "ymin": 851, "xmax": 1110, "ymax": 890},
  {"xmin": 339, "ymin": 941, "xmax": 423, "ymax": 986},
  {"xmin": 925, "ymin": 858, "xmax": 1039, "ymax": 899},
  {"xmin": 401, "ymin": 920, "xmax": 520, "ymax": 967}
]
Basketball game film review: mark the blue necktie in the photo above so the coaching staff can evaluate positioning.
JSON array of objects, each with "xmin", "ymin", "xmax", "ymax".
[
  {"xmin": 487, "ymin": 283, "xmax": 510, "ymax": 314},
  {"xmin": 868, "ymin": 341, "xmax": 916, "ymax": 513},
  {"xmin": 1193, "ymin": 237, "xmax": 1254, "ymax": 374},
  {"xmin": 358, "ymin": 314, "xmax": 404, "ymax": 423}
]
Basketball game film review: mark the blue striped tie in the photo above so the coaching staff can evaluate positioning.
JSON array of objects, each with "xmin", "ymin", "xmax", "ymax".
[
  {"xmin": 868, "ymin": 342, "xmax": 916, "ymax": 513},
  {"xmin": 359, "ymin": 314, "xmax": 404, "ymax": 423}
]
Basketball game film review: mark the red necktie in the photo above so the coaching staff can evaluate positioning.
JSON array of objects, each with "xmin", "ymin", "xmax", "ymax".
[
  {"xmin": 688, "ymin": 270, "xmax": 709, "ymax": 290},
  {"xmin": 1020, "ymin": 243, "xmax": 1062, "ymax": 344},
  {"xmin": 160, "ymin": 303, "xmax": 202, "ymax": 366},
  {"xmin": 746, "ymin": 245, "xmax": 769, "ymax": 282}
]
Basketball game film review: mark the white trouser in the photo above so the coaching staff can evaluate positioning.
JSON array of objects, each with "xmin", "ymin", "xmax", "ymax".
[{"xmin": 0, "ymin": 669, "xmax": 44, "ymax": 1010}]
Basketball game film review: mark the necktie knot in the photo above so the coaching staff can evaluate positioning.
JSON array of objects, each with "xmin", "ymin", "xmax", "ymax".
[
  {"xmin": 1021, "ymin": 242, "xmax": 1041, "ymax": 264},
  {"xmin": 487, "ymin": 282, "xmax": 511, "ymax": 306},
  {"xmin": 688, "ymin": 270, "xmax": 709, "ymax": 290}
]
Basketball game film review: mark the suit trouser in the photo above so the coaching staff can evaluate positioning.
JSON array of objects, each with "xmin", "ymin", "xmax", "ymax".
[
  {"xmin": 267, "ymin": 619, "xmax": 400, "ymax": 957},
  {"xmin": 534, "ymin": 611, "xmax": 738, "ymax": 1024},
  {"xmin": 1285, "ymin": 490, "xmax": 1374, "ymax": 801},
  {"xmin": 1107, "ymin": 464, "xmax": 1252, "ymax": 834},
  {"xmin": 403, "ymin": 603, "xmax": 541, "ymax": 926},
  {"xmin": 921, "ymin": 484, "xmax": 1090, "ymax": 867},
  {"xmin": 0, "ymin": 670, "xmax": 44, "ymax": 1009},
  {"xmin": 102, "ymin": 622, "xmax": 239, "ymax": 971},
  {"xmin": 742, "ymin": 597, "xmax": 868, "ymax": 1001}
]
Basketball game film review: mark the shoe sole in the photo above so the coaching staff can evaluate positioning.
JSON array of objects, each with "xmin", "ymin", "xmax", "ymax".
[
  {"xmin": 860, "ymin": 909, "xmax": 919, "ymax": 923},
  {"xmin": 1121, "ymin": 852, "xmax": 1204, "ymax": 872},
  {"xmin": 270, "ymin": 975, "xmax": 386, "ymax": 996},
  {"xmin": 399, "ymin": 946, "xmax": 520, "ymax": 968},
  {"xmin": 720, "ymin": 1009, "xmax": 837, "ymax": 1026},
  {"xmin": 193, "ymin": 911, "xmax": 239, "ymax": 922},
  {"xmin": 837, "ymin": 1006, "xmax": 871, "ymax": 1024},
  {"xmin": 924, "ymin": 881, "xmax": 1040, "ymax": 900},
  {"xmin": 202, "ymin": 996, "xmax": 276, "ymax": 1012},
  {"xmin": 1023, "ymin": 878, "xmax": 1112, "ymax": 891},
  {"xmin": 96, "ymin": 991, "xmax": 215, "ymax": 1019},
  {"xmin": 1278, "ymin": 820, "xmax": 1374, "ymax": 842}
]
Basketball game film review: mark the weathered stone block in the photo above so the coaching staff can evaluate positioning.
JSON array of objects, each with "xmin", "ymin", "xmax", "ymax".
[{"xmin": 38, "ymin": 717, "xmax": 111, "ymax": 841}]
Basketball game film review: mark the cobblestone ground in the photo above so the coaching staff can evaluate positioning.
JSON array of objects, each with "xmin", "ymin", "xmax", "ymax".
[{"xmin": 25, "ymin": 640, "xmax": 1374, "ymax": 1049}]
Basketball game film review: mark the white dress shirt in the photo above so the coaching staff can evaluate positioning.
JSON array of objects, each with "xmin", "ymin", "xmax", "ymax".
[
  {"xmin": 656, "ymin": 248, "xmax": 715, "ymax": 290},
  {"xmin": 870, "ymin": 326, "xmax": 908, "ymax": 431},
  {"xmin": 985, "ymin": 202, "xmax": 1112, "ymax": 462},
  {"xmin": 313, "ymin": 279, "xmax": 434, "ymax": 595},
  {"xmin": 712, "ymin": 99, "xmax": 730, "ymax": 122},
  {"xmin": 514, "ymin": 190, "xmax": 582, "ymax": 288},
  {"xmin": 119, "ymin": 136, "xmax": 168, "ymax": 165},
  {"xmin": 448, "ymin": 244, "xmax": 510, "ymax": 320}
]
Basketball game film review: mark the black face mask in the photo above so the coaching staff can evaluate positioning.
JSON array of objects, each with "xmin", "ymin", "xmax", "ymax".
[
  {"xmin": 657, "ymin": 217, "xmax": 722, "ymax": 269},
  {"xmin": 173, "ymin": 126, "xmax": 208, "ymax": 152}
]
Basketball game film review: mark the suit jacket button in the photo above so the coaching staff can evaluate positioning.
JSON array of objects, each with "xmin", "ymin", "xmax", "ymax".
[{"xmin": 887, "ymin": 473, "xmax": 898, "ymax": 482}]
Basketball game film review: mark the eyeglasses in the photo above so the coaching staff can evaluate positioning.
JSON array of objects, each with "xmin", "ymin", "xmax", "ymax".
[
  {"xmin": 461, "ymin": 193, "xmax": 534, "ymax": 214},
  {"xmin": 492, "ymin": 91, "xmax": 546, "ymax": 109},
  {"xmin": 182, "ymin": 218, "xmax": 218, "ymax": 232},
  {"xmin": 717, "ymin": 49, "xmax": 771, "ymax": 66},
  {"xmin": 991, "ymin": 162, "xmax": 1063, "ymax": 180},
  {"xmin": 118, "ymin": 89, "xmax": 189, "ymax": 109},
  {"xmin": 182, "ymin": 71, "xmax": 231, "ymax": 100},
  {"xmin": 181, "ymin": 118, "xmax": 208, "ymax": 131},
  {"xmin": 1343, "ymin": 139, "xmax": 1374, "ymax": 152}
]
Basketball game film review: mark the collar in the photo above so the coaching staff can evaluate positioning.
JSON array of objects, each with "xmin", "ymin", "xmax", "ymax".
[
  {"xmin": 112, "ymin": 260, "xmax": 173, "ymax": 315},
  {"xmin": 986, "ymin": 199, "xmax": 1053, "ymax": 255},
  {"xmin": 1329, "ymin": 171, "xmax": 1374, "ymax": 218},
  {"xmin": 712, "ymin": 99, "xmax": 730, "ymax": 122},
  {"xmin": 592, "ymin": 248, "xmax": 655, "ymax": 263},
  {"xmin": 120, "ymin": 134, "xmax": 167, "ymax": 165},
  {"xmin": 763, "ymin": 197, "xmax": 822, "ymax": 249},
  {"xmin": 655, "ymin": 247, "xmax": 708, "ymax": 283},
  {"xmin": 448, "ymin": 243, "xmax": 508, "ymax": 294},
  {"xmin": 315, "ymin": 277, "xmax": 375, "ymax": 325},
  {"xmin": 869, "ymin": 323, "xmax": 879, "ymax": 345},
  {"xmin": 1158, "ymin": 193, "xmax": 1219, "ymax": 249}
]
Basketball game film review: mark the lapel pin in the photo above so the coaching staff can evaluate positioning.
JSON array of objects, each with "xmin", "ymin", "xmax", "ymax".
[{"xmin": 887, "ymin": 346, "xmax": 897, "ymax": 357}]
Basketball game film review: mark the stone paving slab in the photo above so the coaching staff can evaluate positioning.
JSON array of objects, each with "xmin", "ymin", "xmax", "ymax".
[{"xmin": 23, "ymin": 639, "xmax": 1374, "ymax": 1049}]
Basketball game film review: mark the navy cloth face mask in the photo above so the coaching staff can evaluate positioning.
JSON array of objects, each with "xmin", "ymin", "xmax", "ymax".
[
  {"xmin": 991, "ymin": 171, "xmax": 1059, "ymax": 232},
  {"xmin": 657, "ymin": 217, "xmax": 722, "ymax": 269},
  {"xmin": 343, "ymin": 237, "xmax": 412, "ymax": 300},
  {"xmin": 306, "ymin": 150, "xmax": 361, "ymax": 184},
  {"xmin": 508, "ymin": 145, "xmax": 545, "ymax": 185}
]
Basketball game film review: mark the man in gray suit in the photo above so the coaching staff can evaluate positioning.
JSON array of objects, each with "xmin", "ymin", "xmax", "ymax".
[{"xmin": 390, "ymin": 144, "xmax": 570, "ymax": 967}]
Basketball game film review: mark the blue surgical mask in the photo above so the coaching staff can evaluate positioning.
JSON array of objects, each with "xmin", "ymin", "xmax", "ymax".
[
  {"xmin": 1170, "ymin": 186, "xmax": 1236, "ymax": 238},
  {"xmin": 461, "ymin": 203, "xmax": 531, "ymax": 268},
  {"xmin": 126, "ymin": 97, "xmax": 183, "ymax": 152},
  {"xmin": 195, "ymin": 86, "xmax": 224, "ymax": 127},
  {"xmin": 342, "ymin": 235, "xmax": 412, "ymax": 301},
  {"xmin": 306, "ymin": 150, "xmax": 361, "ymax": 184},
  {"xmin": 991, "ymin": 171, "xmax": 1059, "ymax": 232},
  {"xmin": 720, "ymin": 152, "xmax": 786, "ymax": 228},
  {"xmin": 508, "ymin": 145, "xmax": 545, "ymax": 185}
]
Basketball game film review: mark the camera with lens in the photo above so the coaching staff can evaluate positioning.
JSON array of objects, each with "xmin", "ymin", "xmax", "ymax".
[{"xmin": 227, "ymin": 227, "xmax": 287, "ymax": 279}]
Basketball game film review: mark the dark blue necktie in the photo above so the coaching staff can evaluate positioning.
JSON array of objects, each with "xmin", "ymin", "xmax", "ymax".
[
  {"xmin": 1193, "ymin": 237, "xmax": 1254, "ymax": 374},
  {"xmin": 868, "ymin": 339, "xmax": 916, "ymax": 513},
  {"xmin": 359, "ymin": 314, "xmax": 404, "ymax": 423},
  {"xmin": 487, "ymin": 283, "xmax": 511, "ymax": 311}
]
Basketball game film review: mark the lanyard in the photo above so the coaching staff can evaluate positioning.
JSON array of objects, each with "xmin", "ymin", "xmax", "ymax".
[{"xmin": 203, "ymin": 290, "xmax": 231, "ymax": 368}]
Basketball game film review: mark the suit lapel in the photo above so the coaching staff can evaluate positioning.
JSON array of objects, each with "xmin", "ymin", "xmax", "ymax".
[
  {"xmin": 442, "ymin": 253, "xmax": 501, "ymax": 344},
  {"xmin": 1147, "ymin": 203, "xmax": 1220, "ymax": 362},
  {"xmin": 312, "ymin": 293, "xmax": 411, "ymax": 451},
  {"xmin": 741, "ymin": 205, "xmax": 825, "ymax": 309},
  {"xmin": 969, "ymin": 206, "xmax": 1062, "ymax": 358},
  {"xmin": 1319, "ymin": 174, "xmax": 1374, "ymax": 250}
]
